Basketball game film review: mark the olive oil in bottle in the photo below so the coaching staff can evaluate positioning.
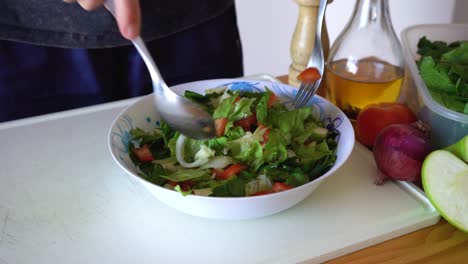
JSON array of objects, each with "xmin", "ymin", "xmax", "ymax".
[
  {"xmin": 327, "ymin": 57, "xmax": 403, "ymax": 120},
  {"xmin": 326, "ymin": 0, "xmax": 404, "ymax": 121}
]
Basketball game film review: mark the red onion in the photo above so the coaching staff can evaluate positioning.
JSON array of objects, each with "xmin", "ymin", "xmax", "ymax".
[{"xmin": 373, "ymin": 121, "xmax": 432, "ymax": 185}]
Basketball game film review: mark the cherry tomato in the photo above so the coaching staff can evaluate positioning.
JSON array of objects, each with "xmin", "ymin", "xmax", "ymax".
[
  {"xmin": 214, "ymin": 118, "xmax": 228, "ymax": 137},
  {"xmin": 215, "ymin": 164, "xmax": 247, "ymax": 180},
  {"xmin": 167, "ymin": 180, "xmax": 178, "ymax": 187},
  {"xmin": 180, "ymin": 180, "xmax": 195, "ymax": 192},
  {"xmin": 250, "ymin": 190, "xmax": 273, "ymax": 196},
  {"xmin": 356, "ymin": 103, "xmax": 417, "ymax": 147},
  {"xmin": 297, "ymin": 67, "xmax": 321, "ymax": 83},
  {"xmin": 234, "ymin": 113, "xmax": 257, "ymax": 131},
  {"xmin": 211, "ymin": 168, "xmax": 224, "ymax": 178},
  {"xmin": 272, "ymin": 182, "xmax": 293, "ymax": 192},
  {"xmin": 132, "ymin": 144, "xmax": 153, "ymax": 162},
  {"xmin": 258, "ymin": 124, "xmax": 270, "ymax": 145},
  {"xmin": 267, "ymin": 93, "xmax": 279, "ymax": 107}
]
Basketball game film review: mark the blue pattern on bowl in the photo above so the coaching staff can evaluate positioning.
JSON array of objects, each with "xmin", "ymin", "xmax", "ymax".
[
  {"xmin": 111, "ymin": 114, "xmax": 135, "ymax": 161},
  {"xmin": 221, "ymin": 81, "xmax": 262, "ymax": 93}
]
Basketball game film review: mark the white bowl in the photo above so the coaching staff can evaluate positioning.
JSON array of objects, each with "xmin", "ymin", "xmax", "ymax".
[{"xmin": 109, "ymin": 79, "xmax": 355, "ymax": 220}]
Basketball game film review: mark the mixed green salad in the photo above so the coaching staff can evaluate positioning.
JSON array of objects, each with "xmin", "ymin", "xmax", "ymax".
[
  {"xmin": 128, "ymin": 87, "xmax": 339, "ymax": 197},
  {"xmin": 417, "ymin": 37, "xmax": 468, "ymax": 114}
]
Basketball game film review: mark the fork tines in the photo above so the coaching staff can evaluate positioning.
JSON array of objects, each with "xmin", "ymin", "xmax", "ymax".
[{"xmin": 293, "ymin": 81, "xmax": 320, "ymax": 108}]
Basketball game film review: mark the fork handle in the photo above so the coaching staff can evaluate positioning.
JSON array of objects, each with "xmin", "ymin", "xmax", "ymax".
[
  {"xmin": 289, "ymin": 0, "xmax": 331, "ymax": 89},
  {"xmin": 315, "ymin": 0, "xmax": 327, "ymax": 42}
]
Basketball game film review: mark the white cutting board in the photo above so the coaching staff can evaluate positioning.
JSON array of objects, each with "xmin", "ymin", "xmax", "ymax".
[{"xmin": 0, "ymin": 77, "xmax": 439, "ymax": 264}]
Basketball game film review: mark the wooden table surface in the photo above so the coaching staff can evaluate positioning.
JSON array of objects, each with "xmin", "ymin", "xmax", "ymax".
[{"xmin": 276, "ymin": 75, "xmax": 468, "ymax": 263}]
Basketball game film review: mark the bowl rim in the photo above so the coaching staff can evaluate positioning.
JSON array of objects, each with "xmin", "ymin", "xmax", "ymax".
[{"xmin": 108, "ymin": 78, "xmax": 355, "ymax": 200}]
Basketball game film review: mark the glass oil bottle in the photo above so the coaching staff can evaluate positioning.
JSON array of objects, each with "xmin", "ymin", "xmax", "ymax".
[{"xmin": 326, "ymin": 0, "xmax": 404, "ymax": 120}]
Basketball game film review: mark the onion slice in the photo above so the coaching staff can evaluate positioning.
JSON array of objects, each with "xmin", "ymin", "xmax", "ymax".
[
  {"xmin": 200, "ymin": 156, "xmax": 234, "ymax": 169},
  {"xmin": 245, "ymin": 174, "xmax": 272, "ymax": 196},
  {"xmin": 176, "ymin": 134, "xmax": 215, "ymax": 168}
]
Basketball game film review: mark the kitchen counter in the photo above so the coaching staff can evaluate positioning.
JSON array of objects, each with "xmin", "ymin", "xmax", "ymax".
[{"xmin": 0, "ymin": 75, "xmax": 466, "ymax": 264}]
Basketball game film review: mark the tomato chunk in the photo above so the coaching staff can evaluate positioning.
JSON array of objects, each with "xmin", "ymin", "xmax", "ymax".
[
  {"xmin": 180, "ymin": 180, "xmax": 195, "ymax": 191},
  {"xmin": 251, "ymin": 190, "xmax": 273, "ymax": 196},
  {"xmin": 272, "ymin": 182, "xmax": 293, "ymax": 192},
  {"xmin": 132, "ymin": 144, "xmax": 153, "ymax": 162},
  {"xmin": 297, "ymin": 67, "xmax": 321, "ymax": 83},
  {"xmin": 167, "ymin": 180, "xmax": 178, "ymax": 187},
  {"xmin": 267, "ymin": 93, "xmax": 279, "ymax": 108},
  {"xmin": 214, "ymin": 118, "xmax": 228, "ymax": 137},
  {"xmin": 211, "ymin": 168, "xmax": 224, "ymax": 178},
  {"xmin": 216, "ymin": 164, "xmax": 247, "ymax": 180},
  {"xmin": 258, "ymin": 124, "xmax": 270, "ymax": 145},
  {"xmin": 234, "ymin": 113, "xmax": 257, "ymax": 131}
]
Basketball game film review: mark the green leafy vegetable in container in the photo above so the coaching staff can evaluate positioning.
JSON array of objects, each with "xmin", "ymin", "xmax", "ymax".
[
  {"xmin": 417, "ymin": 37, "xmax": 468, "ymax": 114},
  {"xmin": 128, "ymin": 87, "xmax": 339, "ymax": 197}
]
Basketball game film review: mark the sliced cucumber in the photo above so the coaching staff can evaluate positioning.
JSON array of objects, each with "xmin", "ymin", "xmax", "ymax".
[
  {"xmin": 422, "ymin": 150, "xmax": 468, "ymax": 233},
  {"xmin": 309, "ymin": 127, "xmax": 328, "ymax": 141}
]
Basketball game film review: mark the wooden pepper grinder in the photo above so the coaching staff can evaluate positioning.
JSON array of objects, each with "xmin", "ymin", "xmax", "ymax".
[{"xmin": 289, "ymin": 0, "xmax": 332, "ymax": 98}]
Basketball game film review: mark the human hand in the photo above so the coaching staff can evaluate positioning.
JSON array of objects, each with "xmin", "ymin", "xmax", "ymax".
[{"xmin": 64, "ymin": 0, "xmax": 141, "ymax": 40}]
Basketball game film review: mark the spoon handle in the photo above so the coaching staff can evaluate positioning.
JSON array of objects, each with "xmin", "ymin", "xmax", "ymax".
[
  {"xmin": 103, "ymin": 0, "xmax": 166, "ymax": 94},
  {"xmin": 130, "ymin": 37, "xmax": 166, "ymax": 92}
]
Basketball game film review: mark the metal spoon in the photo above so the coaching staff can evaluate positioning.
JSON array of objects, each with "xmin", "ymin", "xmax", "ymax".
[{"xmin": 104, "ymin": 1, "xmax": 215, "ymax": 139}]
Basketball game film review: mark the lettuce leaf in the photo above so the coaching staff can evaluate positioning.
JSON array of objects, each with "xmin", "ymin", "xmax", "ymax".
[
  {"xmin": 225, "ymin": 126, "xmax": 246, "ymax": 140},
  {"xmin": 129, "ymin": 128, "xmax": 170, "ymax": 159},
  {"xmin": 167, "ymin": 132, "xmax": 180, "ymax": 158},
  {"xmin": 213, "ymin": 94, "xmax": 237, "ymax": 119},
  {"xmin": 160, "ymin": 169, "xmax": 210, "ymax": 182},
  {"xmin": 229, "ymin": 97, "xmax": 256, "ymax": 121},
  {"xmin": 295, "ymin": 141, "xmax": 332, "ymax": 164},
  {"xmin": 417, "ymin": 38, "xmax": 468, "ymax": 114},
  {"xmin": 137, "ymin": 163, "xmax": 167, "ymax": 186},
  {"xmin": 264, "ymin": 166, "xmax": 309, "ymax": 187},
  {"xmin": 263, "ymin": 129, "xmax": 289, "ymax": 164},
  {"xmin": 225, "ymin": 128, "xmax": 266, "ymax": 170},
  {"xmin": 269, "ymin": 107, "xmax": 312, "ymax": 137},
  {"xmin": 174, "ymin": 185, "xmax": 192, "ymax": 196},
  {"xmin": 442, "ymin": 42, "xmax": 468, "ymax": 65},
  {"xmin": 256, "ymin": 90, "xmax": 271, "ymax": 124},
  {"xmin": 420, "ymin": 56, "xmax": 456, "ymax": 92},
  {"xmin": 211, "ymin": 176, "xmax": 248, "ymax": 197},
  {"xmin": 213, "ymin": 92, "xmax": 256, "ymax": 122},
  {"xmin": 129, "ymin": 127, "xmax": 163, "ymax": 145}
]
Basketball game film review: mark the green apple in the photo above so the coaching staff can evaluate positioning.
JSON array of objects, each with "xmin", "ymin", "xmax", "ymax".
[
  {"xmin": 445, "ymin": 134, "xmax": 468, "ymax": 163},
  {"xmin": 422, "ymin": 150, "xmax": 468, "ymax": 233}
]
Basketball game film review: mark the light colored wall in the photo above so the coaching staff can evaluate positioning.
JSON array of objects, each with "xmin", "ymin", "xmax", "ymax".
[
  {"xmin": 235, "ymin": 0, "xmax": 458, "ymax": 77},
  {"xmin": 453, "ymin": 0, "xmax": 468, "ymax": 23}
]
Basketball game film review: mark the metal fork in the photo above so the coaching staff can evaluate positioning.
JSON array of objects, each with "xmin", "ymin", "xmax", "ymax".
[{"xmin": 292, "ymin": 0, "xmax": 328, "ymax": 108}]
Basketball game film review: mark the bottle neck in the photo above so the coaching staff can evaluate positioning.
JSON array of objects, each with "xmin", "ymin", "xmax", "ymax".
[{"xmin": 352, "ymin": 0, "xmax": 392, "ymax": 30}]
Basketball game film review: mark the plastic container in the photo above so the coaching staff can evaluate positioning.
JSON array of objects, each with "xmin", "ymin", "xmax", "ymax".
[{"xmin": 400, "ymin": 24, "xmax": 468, "ymax": 149}]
